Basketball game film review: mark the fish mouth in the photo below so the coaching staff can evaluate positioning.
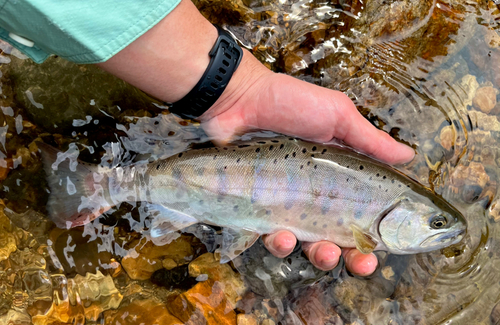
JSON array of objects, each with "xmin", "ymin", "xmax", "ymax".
[{"xmin": 420, "ymin": 228, "xmax": 466, "ymax": 248}]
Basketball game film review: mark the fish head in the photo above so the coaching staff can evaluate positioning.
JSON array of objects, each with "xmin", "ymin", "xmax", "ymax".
[{"xmin": 378, "ymin": 191, "xmax": 466, "ymax": 254}]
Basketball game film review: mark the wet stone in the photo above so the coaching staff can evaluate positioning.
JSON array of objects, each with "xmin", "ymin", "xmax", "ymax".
[
  {"xmin": 103, "ymin": 298, "xmax": 183, "ymax": 325},
  {"xmin": 237, "ymin": 313, "xmax": 259, "ymax": 325},
  {"xmin": 189, "ymin": 252, "xmax": 247, "ymax": 308},
  {"xmin": 473, "ymin": 86, "xmax": 498, "ymax": 114},
  {"xmin": 151, "ymin": 264, "xmax": 197, "ymax": 291},
  {"xmin": 50, "ymin": 228, "xmax": 115, "ymax": 276},
  {"xmin": 121, "ymin": 236, "xmax": 195, "ymax": 280},
  {"xmin": 168, "ymin": 280, "xmax": 237, "ymax": 325}
]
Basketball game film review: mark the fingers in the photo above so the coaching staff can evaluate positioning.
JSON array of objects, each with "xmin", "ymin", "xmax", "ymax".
[
  {"xmin": 262, "ymin": 230, "xmax": 297, "ymax": 258},
  {"xmin": 342, "ymin": 248, "xmax": 378, "ymax": 276},
  {"xmin": 302, "ymin": 241, "xmax": 342, "ymax": 271},
  {"xmin": 263, "ymin": 230, "xmax": 378, "ymax": 276}
]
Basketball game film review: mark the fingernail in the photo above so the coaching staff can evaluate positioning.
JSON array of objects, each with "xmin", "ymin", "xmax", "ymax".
[{"xmin": 275, "ymin": 233, "xmax": 295, "ymax": 252}]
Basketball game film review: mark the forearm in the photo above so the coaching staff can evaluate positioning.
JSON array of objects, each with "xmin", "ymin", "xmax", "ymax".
[{"xmin": 97, "ymin": 0, "xmax": 268, "ymax": 120}]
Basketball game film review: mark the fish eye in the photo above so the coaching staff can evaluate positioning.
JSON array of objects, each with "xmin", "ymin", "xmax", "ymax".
[{"xmin": 430, "ymin": 215, "xmax": 447, "ymax": 229}]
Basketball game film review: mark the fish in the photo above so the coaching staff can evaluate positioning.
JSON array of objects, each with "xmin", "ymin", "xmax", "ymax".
[{"xmin": 38, "ymin": 138, "xmax": 466, "ymax": 262}]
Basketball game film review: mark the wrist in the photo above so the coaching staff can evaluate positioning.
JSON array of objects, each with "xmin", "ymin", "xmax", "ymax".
[{"xmin": 198, "ymin": 48, "xmax": 273, "ymax": 121}]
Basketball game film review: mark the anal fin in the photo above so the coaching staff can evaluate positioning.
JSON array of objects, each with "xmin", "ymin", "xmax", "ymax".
[
  {"xmin": 350, "ymin": 224, "xmax": 378, "ymax": 254},
  {"xmin": 148, "ymin": 204, "xmax": 198, "ymax": 245},
  {"xmin": 216, "ymin": 228, "xmax": 260, "ymax": 263}
]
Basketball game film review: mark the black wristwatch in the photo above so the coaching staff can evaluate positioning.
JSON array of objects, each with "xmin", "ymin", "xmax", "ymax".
[{"xmin": 169, "ymin": 25, "xmax": 243, "ymax": 120}]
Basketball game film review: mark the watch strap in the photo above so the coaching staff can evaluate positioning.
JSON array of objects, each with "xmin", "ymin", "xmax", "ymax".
[{"xmin": 169, "ymin": 25, "xmax": 243, "ymax": 119}]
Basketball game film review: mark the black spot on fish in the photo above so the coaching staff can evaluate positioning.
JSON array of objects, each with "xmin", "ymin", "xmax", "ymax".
[
  {"xmin": 285, "ymin": 154, "xmax": 289, "ymax": 159},
  {"xmin": 323, "ymin": 224, "xmax": 327, "ymax": 228},
  {"xmin": 237, "ymin": 158, "xmax": 241, "ymax": 163},
  {"xmin": 224, "ymin": 166, "xmax": 227, "ymax": 170},
  {"xmin": 266, "ymin": 210, "xmax": 272, "ymax": 215},
  {"xmin": 300, "ymin": 213, "xmax": 307, "ymax": 220},
  {"xmin": 376, "ymin": 173, "xmax": 380, "ymax": 177},
  {"xmin": 257, "ymin": 141, "xmax": 266, "ymax": 144},
  {"xmin": 359, "ymin": 165, "xmax": 364, "ymax": 170},
  {"xmin": 280, "ymin": 144, "xmax": 284, "ymax": 149},
  {"xmin": 369, "ymin": 176, "xmax": 372, "ymax": 180},
  {"xmin": 292, "ymin": 152, "xmax": 296, "ymax": 157},
  {"xmin": 379, "ymin": 185, "xmax": 382, "ymax": 189},
  {"xmin": 385, "ymin": 189, "xmax": 388, "ymax": 192},
  {"xmin": 383, "ymin": 176, "xmax": 387, "ymax": 180},
  {"xmin": 398, "ymin": 184, "xmax": 402, "ymax": 188},
  {"xmin": 302, "ymin": 148, "xmax": 307, "ymax": 153},
  {"xmin": 156, "ymin": 164, "xmax": 160, "ymax": 170},
  {"xmin": 312, "ymin": 146, "xmax": 317, "ymax": 151},
  {"xmin": 233, "ymin": 205, "xmax": 239, "ymax": 212},
  {"xmin": 346, "ymin": 178, "xmax": 349, "ymax": 182},
  {"xmin": 271, "ymin": 140, "xmax": 279, "ymax": 143},
  {"xmin": 213, "ymin": 155, "xmax": 217, "ymax": 160},
  {"xmin": 269, "ymin": 145, "xmax": 274, "ymax": 151},
  {"xmin": 407, "ymin": 184, "xmax": 411, "ymax": 188},
  {"xmin": 238, "ymin": 145, "xmax": 250, "ymax": 148},
  {"xmin": 274, "ymin": 159, "xmax": 277, "ymax": 164},
  {"xmin": 337, "ymin": 218, "xmax": 344, "ymax": 226},
  {"xmin": 314, "ymin": 165, "xmax": 317, "ymax": 169},
  {"xmin": 285, "ymin": 218, "xmax": 290, "ymax": 222},
  {"xmin": 307, "ymin": 162, "xmax": 311, "ymax": 166},
  {"xmin": 322, "ymin": 149, "xmax": 327, "ymax": 154},
  {"xmin": 391, "ymin": 180, "xmax": 395, "ymax": 183},
  {"xmin": 313, "ymin": 221, "xmax": 317, "ymax": 226},
  {"xmin": 255, "ymin": 148, "xmax": 260, "ymax": 153},
  {"xmin": 311, "ymin": 154, "xmax": 315, "ymax": 157},
  {"xmin": 178, "ymin": 152, "xmax": 183, "ymax": 158},
  {"xmin": 223, "ymin": 147, "xmax": 228, "ymax": 150},
  {"xmin": 199, "ymin": 200, "xmax": 204, "ymax": 205},
  {"xmin": 300, "ymin": 165, "xmax": 303, "ymax": 169},
  {"xmin": 346, "ymin": 165, "xmax": 349, "ymax": 168}
]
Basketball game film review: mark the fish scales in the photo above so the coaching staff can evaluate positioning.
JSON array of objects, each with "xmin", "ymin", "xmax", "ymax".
[{"xmin": 39, "ymin": 139, "xmax": 466, "ymax": 256}]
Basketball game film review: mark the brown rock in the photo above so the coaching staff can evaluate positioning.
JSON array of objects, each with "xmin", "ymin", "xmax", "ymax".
[
  {"xmin": 439, "ymin": 125, "xmax": 455, "ymax": 151},
  {"xmin": 168, "ymin": 280, "xmax": 237, "ymax": 325},
  {"xmin": 104, "ymin": 299, "xmax": 182, "ymax": 325},
  {"xmin": 189, "ymin": 253, "xmax": 246, "ymax": 308},
  {"xmin": 122, "ymin": 236, "xmax": 194, "ymax": 280},
  {"xmin": 473, "ymin": 110, "xmax": 500, "ymax": 132},
  {"xmin": 237, "ymin": 314, "xmax": 258, "ymax": 325},
  {"xmin": 473, "ymin": 86, "xmax": 498, "ymax": 114}
]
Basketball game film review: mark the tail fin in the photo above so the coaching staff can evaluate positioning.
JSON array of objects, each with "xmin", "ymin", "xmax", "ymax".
[{"xmin": 38, "ymin": 142, "xmax": 111, "ymax": 229}]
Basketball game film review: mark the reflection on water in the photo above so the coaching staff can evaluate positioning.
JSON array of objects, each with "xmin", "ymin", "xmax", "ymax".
[{"xmin": 0, "ymin": 0, "xmax": 500, "ymax": 324}]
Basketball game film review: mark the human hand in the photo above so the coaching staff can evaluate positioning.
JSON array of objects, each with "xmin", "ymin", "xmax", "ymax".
[{"xmin": 201, "ymin": 51, "xmax": 415, "ymax": 275}]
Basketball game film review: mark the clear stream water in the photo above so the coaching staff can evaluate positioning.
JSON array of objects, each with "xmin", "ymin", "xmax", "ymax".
[{"xmin": 1, "ymin": 0, "xmax": 500, "ymax": 324}]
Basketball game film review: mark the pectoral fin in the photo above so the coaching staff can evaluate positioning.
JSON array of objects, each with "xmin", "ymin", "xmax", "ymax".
[
  {"xmin": 148, "ymin": 204, "xmax": 198, "ymax": 245},
  {"xmin": 350, "ymin": 224, "xmax": 378, "ymax": 254},
  {"xmin": 216, "ymin": 228, "xmax": 260, "ymax": 263}
]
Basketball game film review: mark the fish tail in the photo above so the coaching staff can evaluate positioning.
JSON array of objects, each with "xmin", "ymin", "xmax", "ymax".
[{"xmin": 38, "ymin": 142, "xmax": 111, "ymax": 229}]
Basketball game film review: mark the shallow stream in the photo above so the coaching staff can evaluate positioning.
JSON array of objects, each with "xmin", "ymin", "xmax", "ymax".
[{"xmin": 1, "ymin": 0, "xmax": 500, "ymax": 324}]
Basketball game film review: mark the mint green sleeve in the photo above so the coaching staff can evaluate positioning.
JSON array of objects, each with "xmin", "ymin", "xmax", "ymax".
[{"xmin": 0, "ymin": 0, "xmax": 181, "ymax": 64}]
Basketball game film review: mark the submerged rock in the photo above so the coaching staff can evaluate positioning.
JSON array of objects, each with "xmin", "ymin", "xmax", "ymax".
[
  {"xmin": 189, "ymin": 253, "xmax": 247, "ymax": 308},
  {"xmin": 103, "ymin": 298, "xmax": 182, "ymax": 325},
  {"xmin": 168, "ymin": 280, "xmax": 237, "ymax": 325}
]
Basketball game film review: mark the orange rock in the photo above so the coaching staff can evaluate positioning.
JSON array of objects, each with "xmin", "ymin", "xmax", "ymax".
[
  {"xmin": 188, "ymin": 253, "xmax": 246, "ymax": 308},
  {"xmin": 121, "ymin": 236, "xmax": 194, "ymax": 280},
  {"xmin": 168, "ymin": 280, "xmax": 237, "ymax": 325},
  {"xmin": 104, "ymin": 299, "xmax": 182, "ymax": 325},
  {"xmin": 473, "ymin": 86, "xmax": 498, "ymax": 114}
]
